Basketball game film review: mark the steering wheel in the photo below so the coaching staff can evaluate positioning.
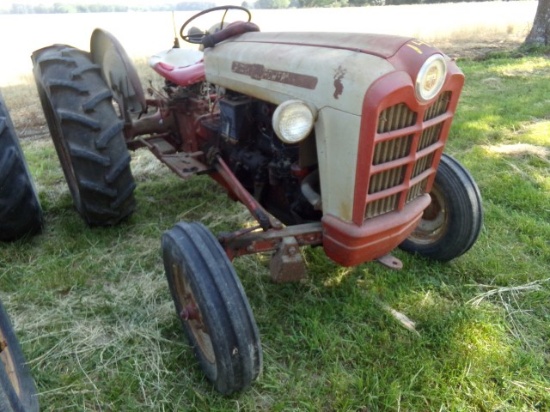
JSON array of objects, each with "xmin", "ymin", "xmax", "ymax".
[{"xmin": 180, "ymin": 6, "xmax": 252, "ymax": 44}]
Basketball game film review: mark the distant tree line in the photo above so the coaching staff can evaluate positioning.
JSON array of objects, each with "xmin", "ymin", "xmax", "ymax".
[
  {"xmin": 1, "ymin": 0, "xmax": 507, "ymax": 14},
  {"xmin": 1, "ymin": 2, "xmax": 216, "ymax": 14},
  {"xmin": 249, "ymin": 0, "xmax": 504, "ymax": 8}
]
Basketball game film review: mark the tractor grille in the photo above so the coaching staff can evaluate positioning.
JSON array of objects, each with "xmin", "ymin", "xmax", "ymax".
[{"xmin": 365, "ymin": 92, "xmax": 451, "ymax": 219}]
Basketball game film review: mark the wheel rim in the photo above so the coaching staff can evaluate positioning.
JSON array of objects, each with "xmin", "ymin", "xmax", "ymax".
[
  {"xmin": 408, "ymin": 185, "xmax": 448, "ymax": 245},
  {"xmin": 0, "ymin": 329, "xmax": 21, "ymax": 397},
  {"xmin": 172, "ymin": 263, "xmax": 216, "ymax": 364}
]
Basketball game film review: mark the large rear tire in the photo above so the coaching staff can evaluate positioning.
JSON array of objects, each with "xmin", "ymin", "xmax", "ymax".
[
  {"xmin": 0, "ymin": 93, "xmax": 43, "ymax": 241},
  {"xmin": 400, "ymin": 154, "xmax": 483, "ymax": 261},
  {"xmin": 162, "ymin": 222, "xmax": 262, "ymax": 395},
  {"xmin": 0, "ymin": 300, "xmax": 39, "ymax": 412},
  {"xmin": 32, "ymin": 45, "xmax": 135, "ymax": 226}
]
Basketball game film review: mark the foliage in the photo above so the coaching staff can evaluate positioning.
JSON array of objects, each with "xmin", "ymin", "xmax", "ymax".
[
  {"xmin": 8, "ymin": 3, "xmax": 128, "ymax": 13},
  {"xmin": 293, "ymin": 0, "xmax": 349, "ymax": 6},
  {"xmin": 175, "ymin": 2, "xmax": 216, "ymax": 11},
  {"xmin": 3, "ymin": 2, "xmax": 217, "ymax": 14},
  {"xmin": 256, "ymin": 0, "xmax": 292, "ymax": 9},
  {"xmin": 1, "ymin": 0, "xmax": 511, "ymax": 13}
]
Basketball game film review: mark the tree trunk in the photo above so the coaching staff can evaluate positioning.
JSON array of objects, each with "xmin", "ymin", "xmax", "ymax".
[{"xmin": 525, "ymin": 0, "xmax": 550, "ymax": 46}]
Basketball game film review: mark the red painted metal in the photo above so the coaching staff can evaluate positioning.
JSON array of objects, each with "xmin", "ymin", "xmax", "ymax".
[
  {"xmin": 151, "ymin": 61, "xmax": 206, "ymax": 87},
  {"xmin": 213, "ymin": 156, "xmax": 283, "ymax": 231},
  {"xmin": 322, "ymin": 195, "xmax": 431, "ymax": 267},
  {"xmin": 220, "ymin": 222, "xmax": 323, "ymax": 261}
]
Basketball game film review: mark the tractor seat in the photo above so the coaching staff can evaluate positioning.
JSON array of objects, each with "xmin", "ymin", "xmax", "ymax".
[{"xmin": 149, "ymin": 48, "xmax": 205, "ymax": 87}]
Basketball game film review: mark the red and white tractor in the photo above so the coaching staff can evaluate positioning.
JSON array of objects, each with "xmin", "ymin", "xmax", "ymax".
[{"xmin": 32, "ymin": 6, "xmax": 482, "ymax": 394}]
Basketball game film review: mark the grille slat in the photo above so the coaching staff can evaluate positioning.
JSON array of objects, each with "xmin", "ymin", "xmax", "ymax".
[
  {"xmin": 406, "ymin": 180, "xmax": 427, "ymax": 203},
  {"xmin": 412, "ymin": 153, "xmax": 434, "ymax": 178},
  {"xmin": 368, "ymin": 166, "xmax": 406, "ymax": 195},
  {"xmin": 424, "ymin": 92, "xmax": 451, "ymax": 121},
  {"xmin": 418, "ymin": 124, "xmax": 442, "ymax": 151},
  {"xmin": 366, "ymin": 193, "xmax": 398, "ymax": 219},
  {"xmin": 378, "ymin": 103, "xmax": 417, "ymax": 133},
  {"xmin": 372, "ymin": 135, "xmax": 413, "ymax": 165}
]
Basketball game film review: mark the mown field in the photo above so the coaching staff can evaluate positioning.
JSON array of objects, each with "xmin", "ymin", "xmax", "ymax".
[{"xmin": 1, "ymin": 2, "xmax": 549, "ymax": 411}]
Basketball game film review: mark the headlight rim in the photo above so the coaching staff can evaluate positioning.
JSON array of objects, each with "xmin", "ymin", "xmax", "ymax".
[
  {"xmin": 272, "ymin": 100, "xmax": 316, "ymax": 144},
  {"xmin": 415, "ymin": 53, "xmax": 448, "ymax": 103}
]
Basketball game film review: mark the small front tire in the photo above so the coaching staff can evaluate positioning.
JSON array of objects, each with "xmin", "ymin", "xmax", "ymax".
[
  {"xmin": 400, "ymin": 154, "xmax": 483, "ymax": 261},
  {"xmin": 162, "ymin": 221, "xmax": 262, "ymax": 395}
]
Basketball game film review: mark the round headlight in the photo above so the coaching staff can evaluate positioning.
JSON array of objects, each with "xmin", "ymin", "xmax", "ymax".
[
  {"xmin": 415, "ymin": 54, "xmax": 447, "ymax": 102},
  {"xmin": 272, "ymin": 100, "xmax": 315, "ymax": 144}
]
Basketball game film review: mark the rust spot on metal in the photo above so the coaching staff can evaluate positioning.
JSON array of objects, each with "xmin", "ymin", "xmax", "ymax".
[
  {"xmin": 180, "ymin": 304, "xmax": 200, "ymax": 321},
  {"xmin": 333, "ymin": 66, "xmax": 346, "ymax": 99},
  {"xmin": 232, "ymin": 62, "xmax": 318, "ymax": 90}
]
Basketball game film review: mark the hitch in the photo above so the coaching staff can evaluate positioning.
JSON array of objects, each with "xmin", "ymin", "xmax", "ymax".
[{"xmin": 269, "ymin": 237, "xmax": 307, "ymax": 283}]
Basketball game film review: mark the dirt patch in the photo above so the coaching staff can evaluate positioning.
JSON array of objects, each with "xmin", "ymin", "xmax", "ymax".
[{"xmin": 434, "ymin": 39, "xmax": 524, "ymax": 60}]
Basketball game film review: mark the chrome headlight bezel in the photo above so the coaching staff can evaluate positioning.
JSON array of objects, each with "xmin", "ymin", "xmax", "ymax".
[
  {"xmin": 415, "ymin": 54, "xmax": 447, "ymax": 103},
  {"xmin": 272, "ymin": 100, "xmax": 316, "ymax": 144}
]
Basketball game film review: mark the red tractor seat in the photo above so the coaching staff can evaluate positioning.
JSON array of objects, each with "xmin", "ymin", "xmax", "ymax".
[{"xmin": 149, "ymin": 48, "xmax": 205, "ymax": 87}]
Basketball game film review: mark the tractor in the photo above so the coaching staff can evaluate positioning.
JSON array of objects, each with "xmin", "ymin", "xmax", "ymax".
[{"xmin": 32, "ymin": 6, "xmax": 482, "ymax": 394}]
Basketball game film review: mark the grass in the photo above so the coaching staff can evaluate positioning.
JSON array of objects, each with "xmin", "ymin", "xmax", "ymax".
[{"xmin": 1, "ymin": 43, "xmax": 550, "ymax": 412}]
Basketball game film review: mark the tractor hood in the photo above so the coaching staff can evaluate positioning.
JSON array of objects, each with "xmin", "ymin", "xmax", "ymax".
[
  {"xmin": 204, "ymin": 32, "xmax": 433, "ymax": 116},
  {"xmin": 221, "ymin": 31, "xmax": 413, "ymax": 59}
]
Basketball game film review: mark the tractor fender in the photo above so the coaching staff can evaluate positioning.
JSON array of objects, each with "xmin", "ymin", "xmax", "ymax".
[{"xmin": 90, "ymin": 28, "xmax": 146, "ymax": 117}]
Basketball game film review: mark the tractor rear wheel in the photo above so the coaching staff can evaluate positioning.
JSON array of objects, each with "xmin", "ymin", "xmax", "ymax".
[
  {"xmin": 32, "ymin": 45, "xmax": 135, "ymax": 226},
  {"xmin": 399, "ymin": 154, "xmax": 483, "ymax": 261},
  {"xmin": 0, "ymin": 300, "xmax": 39, "ymax": 412},
  {"xmin": 162, "ymin": 221, "xmax": 262, "ymax": 395},
  {"xmin": 0, "ymin": 94, "xmax": 43, "ymax": 241}
]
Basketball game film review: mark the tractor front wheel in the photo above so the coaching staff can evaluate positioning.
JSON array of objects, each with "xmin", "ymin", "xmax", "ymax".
[
  {"xmin": 400, "ymin": 153, "xmax": 483, "ymax": 261},
  {"xmin": 32, "ymin": 45, "xmax": 135, "ymax": 226},
  {"xmin": 162, "ymin": 222, "xmax": 262, "ymax": 395}
]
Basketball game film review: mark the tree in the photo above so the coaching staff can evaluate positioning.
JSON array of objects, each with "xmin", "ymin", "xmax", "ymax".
[
  {"xmin": 525, "ymin": 0, "xmax": 550, "ymax": 46},
  {"xmin": 255, "ymin": 0, "xmax": 291, "ymax": 8},
  {"xmin": 295, "ymin": 0, "xmax": 346, "ymax": 6},
  {"xmin": 53, "ymin": 3, "xmax": 76, "ymax": 13},
  {"xmin": 10, "ymin": 3, "xmax": 31, "ymax": 14}
]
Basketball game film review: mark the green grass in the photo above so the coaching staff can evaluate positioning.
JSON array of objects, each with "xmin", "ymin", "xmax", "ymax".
[{"xmin": 1, "ymin": 50, "xmax": 550, "ymax": 411}]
